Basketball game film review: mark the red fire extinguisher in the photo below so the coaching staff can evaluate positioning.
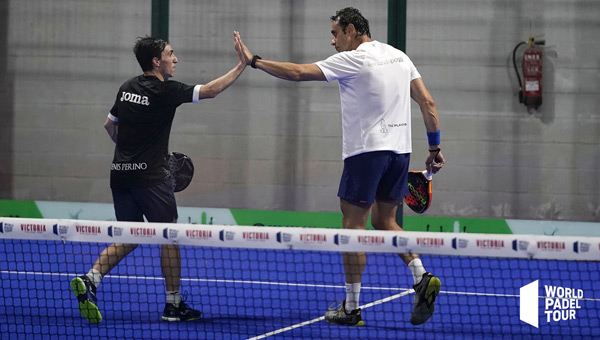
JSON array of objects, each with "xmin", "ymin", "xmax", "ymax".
[{"xmin": 513, "ymin": 37, "xmax": 545, "ymax": 113}]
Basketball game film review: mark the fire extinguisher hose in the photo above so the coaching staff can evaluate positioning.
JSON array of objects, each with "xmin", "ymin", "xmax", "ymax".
[{"xmin": 512, "ymin": 41, "xmax": 526, "ymax": 103}]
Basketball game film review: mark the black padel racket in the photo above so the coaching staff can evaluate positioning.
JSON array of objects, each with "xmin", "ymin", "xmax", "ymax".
[
  {"xmin": 404, "ymin": 170, "xmax": 433, "ymax": 214},
  {"xmin": 167, "ymin": 152, "xmax": 194, "ymax": 192}
]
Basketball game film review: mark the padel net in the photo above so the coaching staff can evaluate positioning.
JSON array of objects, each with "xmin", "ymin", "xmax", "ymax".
[{"xmin": 1, "ymin": 217, "xmax": 598, "ymax": 339}]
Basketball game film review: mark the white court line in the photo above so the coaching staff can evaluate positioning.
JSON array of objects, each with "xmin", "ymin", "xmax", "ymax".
[
  {"xmin": 3, "ymin": 270, "xmax": 599, "ymax": 302},
  {"xmin": 246, "ymin": 289, "xmax": 415, "ymax": 340},
  {"xmin": 0, "ymin": 270, "xmax": 407, "ymax": 291}
]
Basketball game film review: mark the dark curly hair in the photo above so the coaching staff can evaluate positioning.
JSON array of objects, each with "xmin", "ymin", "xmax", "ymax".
[
  {"xmin": 331, "ymin": 7, "xmax": 371, "ymax": 38},
  {"xmin": 133, "ymin": 36, "xmax": 168, "ymax": 72}
]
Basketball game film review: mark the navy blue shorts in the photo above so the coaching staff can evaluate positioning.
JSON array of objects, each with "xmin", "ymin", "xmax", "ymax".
[
  {"xmin": 338, "ymin": 151, "xmax": 410, "ymax": 207},
  {"xmin": 111, "ymin": 178, "xmax": 178, "ymax": 223}
]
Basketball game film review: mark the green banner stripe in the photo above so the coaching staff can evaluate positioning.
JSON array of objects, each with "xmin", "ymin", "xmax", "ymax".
[
  {"xmin": 0, "ymin": 200, "xmax": 513, "ymax": 235},
  {"xmin": 230, "ymin": 209, "xmax": 345, "ymax": 228},
  {"xmin": 0, "ymin": 199, "xmax": 43, "ymax": 218},
  {"xmin": 231, "ymin": 209, "xmax": 512, "ymax": 234},
  {"xmin": 404, "ymin": 216, "xmax": 512, "ymax": 234}
]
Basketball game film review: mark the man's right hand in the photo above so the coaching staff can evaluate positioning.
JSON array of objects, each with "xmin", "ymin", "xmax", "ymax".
[{"xmin": 426, "ymin": 149, "xmax": 445, "ymax": 174}]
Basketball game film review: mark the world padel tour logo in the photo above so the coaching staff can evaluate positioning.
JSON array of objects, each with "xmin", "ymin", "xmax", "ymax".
[{"xmin": 520, "ymin": 280, "xmax": 584, "ymax": 328}]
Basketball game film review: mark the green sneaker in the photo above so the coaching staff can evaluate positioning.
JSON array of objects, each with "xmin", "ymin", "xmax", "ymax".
[
  {"xmin": 324, "ymin": 300, "xmax": 364, "ymax": 327},
  {"xmin": 71, "ymin": 275, "xmax": 102, "ymax": 324},
  {"xmin": 410, "ymin": 272, "xmax": 441, "ymax": 325}
]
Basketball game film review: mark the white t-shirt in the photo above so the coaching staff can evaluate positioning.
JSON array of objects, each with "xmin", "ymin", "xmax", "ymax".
[{"xmin": 315, "ymin": 40, "xmax": 421, "ymax": 160}]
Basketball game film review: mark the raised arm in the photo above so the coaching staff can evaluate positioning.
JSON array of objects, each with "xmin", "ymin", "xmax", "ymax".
[
  {"xmin": 237, "ymin": 32, "xmax": 326, "ymax": 82},
  {"xmin": 197, "ymin": 31, "xmax": 247, "ymax": 99},
  {"xmin": 410, "ymin": 77, "xmax": 445, "ymax": 173}
]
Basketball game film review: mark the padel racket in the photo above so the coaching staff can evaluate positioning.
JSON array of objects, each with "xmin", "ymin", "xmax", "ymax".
[
  {"xmin": 167, "ymin": 152, "xmax": 194, "ymax": 192},
  {"xmin": 404, "ymin": 170, "xmax": 433, "ymax": 214}
]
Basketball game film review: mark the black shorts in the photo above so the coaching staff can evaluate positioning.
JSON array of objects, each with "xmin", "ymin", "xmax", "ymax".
[
  {"xmin": 111, "ymin": 178, "xmax": 177, "ymax": 223},
  {"xmin": 338, "ymin": 151, "xmax": 410, "ymax": 206}
]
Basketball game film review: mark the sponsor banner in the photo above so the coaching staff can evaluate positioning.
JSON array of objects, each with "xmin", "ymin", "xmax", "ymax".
[
  {"xmin": 531, "ymin": 235, "xmax": 600, "ymax": 261},
  {"xmin": 1, "ymin": 217, "xmax": 600, "ymax": 261},
  {"xmin": 276, "ymin": 228, "xmax": 337, "ymax": 251},
  {"xmin": 178, "ymin": 226, "xmax": 217, "ymax": 246},
  {"xmin": 283, "ymin": 229, "xmax": 396, "ymax": 252},
  {"xmin": 65, "ymin": 219, "xmax": 168, "ymax": 245},
  {"xmin": 411, "ymin": 235, "xmax": 450, "ymax": 255},
  {"xmin": 0, "ymin": 217, "xmax": 57, "ymax": 240},
  {"xmin": 452, "ymin": 234, "xmax": 525, "ymax": 258},
  {"xmin": 212, "ymin": 226, "xmax": 286, "ymax": 250},
  {"xmin": 392, "ymin": 234, "xmax": 410, "ymax": 252}
]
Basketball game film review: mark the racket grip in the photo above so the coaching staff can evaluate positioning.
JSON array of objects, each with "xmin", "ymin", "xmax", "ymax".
[{"xmin": 422, "ymin": 170, "xmax": 433, "ymax": 181}]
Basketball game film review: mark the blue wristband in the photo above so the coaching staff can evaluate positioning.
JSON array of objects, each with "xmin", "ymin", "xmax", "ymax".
[{"xmin": 427, "ymin": 130, "xmax": 441, "ymax": 146}]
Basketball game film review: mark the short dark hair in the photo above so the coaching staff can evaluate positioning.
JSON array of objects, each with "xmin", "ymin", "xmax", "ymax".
[
  {"xmin": 331, "ymin": 7, "xmax": 371, "ymax": 38},
  {"xmin": 133, "ymin": 36, "xmax": 168, "ymax": 72}
]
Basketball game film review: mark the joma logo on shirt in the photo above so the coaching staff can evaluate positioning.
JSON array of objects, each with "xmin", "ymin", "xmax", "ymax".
[{"xmin": 120, "ymin": 91, "xmax": 150, "ymax": 106}]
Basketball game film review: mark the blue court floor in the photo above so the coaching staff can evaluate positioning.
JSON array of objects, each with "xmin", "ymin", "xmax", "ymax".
[{"xmin": 0, "ymin": 240, "xmax": 598, "ymax": 339}]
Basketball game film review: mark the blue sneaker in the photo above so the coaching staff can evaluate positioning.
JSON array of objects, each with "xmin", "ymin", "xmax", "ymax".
[{"xmin": 71, "ymin": 275, "xmax": 102, "ymax": 324}]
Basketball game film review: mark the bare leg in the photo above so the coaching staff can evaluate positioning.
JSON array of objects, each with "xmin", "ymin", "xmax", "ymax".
[
  {"xmin": 371, "ymin": 201, "xmax": 419, "ymax": 264},
  {"xmin": 161, "ymin": 244, "xmax": 181, "ymax": 292},
  {"xmin": 92, "ymin": 243, "xmax": 138, "ymax": 276},
  {"xmin": 340, "ymin": 199, "xmax": 370, "ymax": 284}
]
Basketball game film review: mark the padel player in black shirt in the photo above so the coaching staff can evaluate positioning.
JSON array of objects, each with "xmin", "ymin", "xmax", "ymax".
[{"xmin": 70, "ymin": 32, "xmax": 247, "ymax": 323}]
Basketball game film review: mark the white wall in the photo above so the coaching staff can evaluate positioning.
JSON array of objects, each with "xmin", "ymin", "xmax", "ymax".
[{"xmin": 2, "ymin": 0, "xmax": 599, "ymax": 221}]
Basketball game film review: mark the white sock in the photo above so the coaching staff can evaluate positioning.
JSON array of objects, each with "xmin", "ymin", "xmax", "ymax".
[
  {"xmin": 167, "ymin": 290, "xmax": 181, "ymax": 307},
  {"xmin": 86, "ymin": 269, "xmax": 102, "ymax": 287},
  {"xmin": 345, "ymin": 282, "xmax": 361, "ymax": 312},
  {"xmin": 408, "ymin": 259, "xmax": 426, "ymax": 285}
]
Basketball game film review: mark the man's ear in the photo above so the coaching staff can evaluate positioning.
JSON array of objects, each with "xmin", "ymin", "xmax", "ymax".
[
  {"xmin": 347, "ymin": 23, "xmax": 357, "ymax": 37},
  {"xmin": 152, "ymin": 57, "xmax": 160, "ymax": 68}
]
